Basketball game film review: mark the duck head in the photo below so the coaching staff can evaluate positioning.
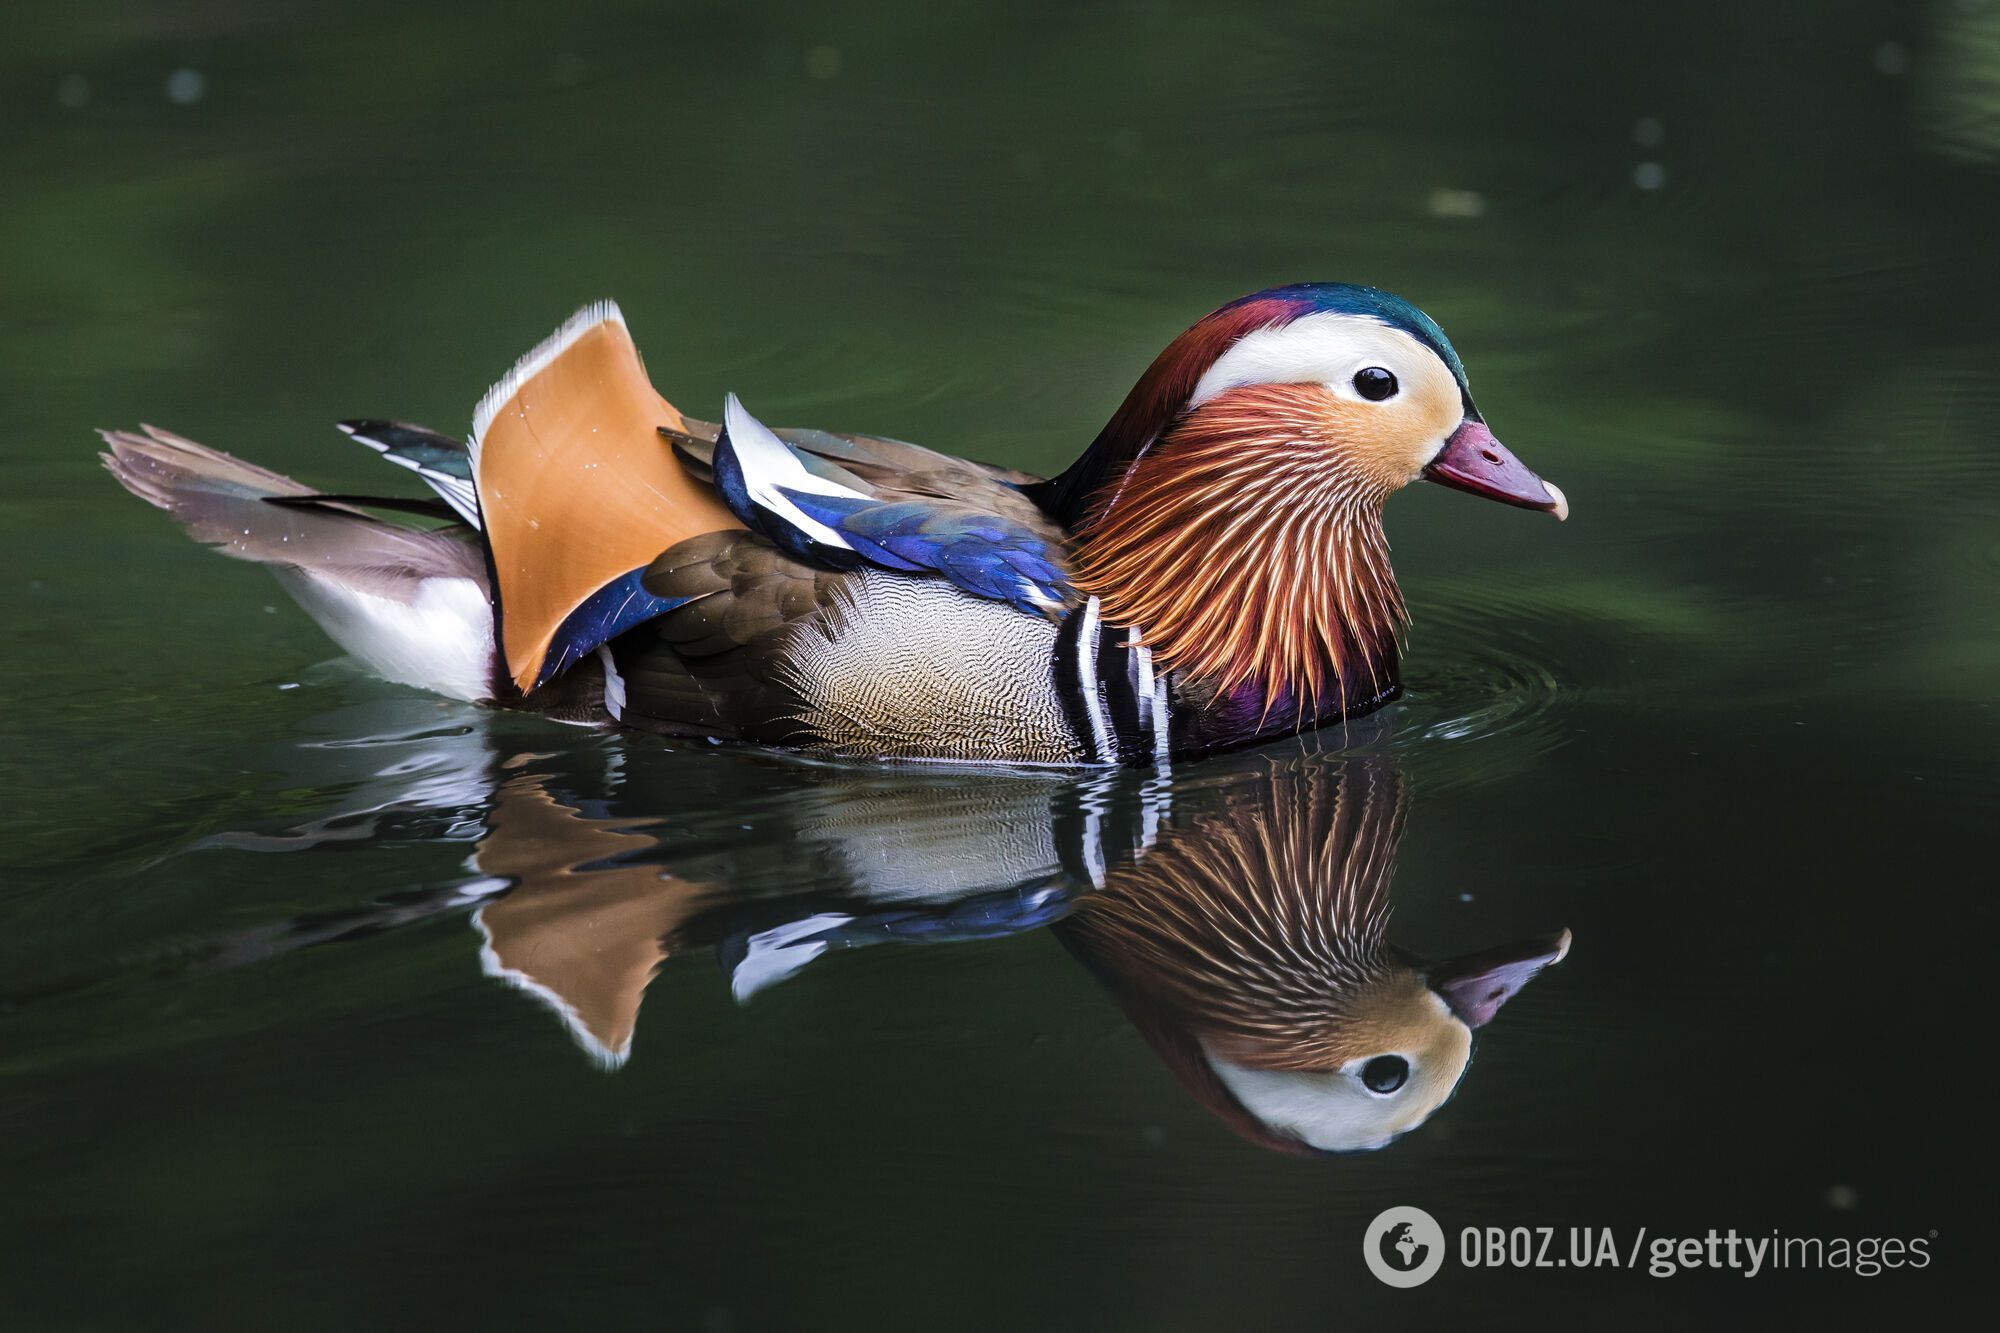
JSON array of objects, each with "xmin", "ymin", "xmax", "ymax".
[
  {"xmin": 1060, "ymin": 756, "xmax": 1569, "ymax": 1155},
  {"xmin": 1047, "ymin": 284, "xmax": 1566, "ymax": 724}
]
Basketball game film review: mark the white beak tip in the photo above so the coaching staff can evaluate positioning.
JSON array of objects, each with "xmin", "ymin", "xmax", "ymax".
[{"xmin": 1545, "ymin": 481, "xmax": 1570, "ymax": 522}]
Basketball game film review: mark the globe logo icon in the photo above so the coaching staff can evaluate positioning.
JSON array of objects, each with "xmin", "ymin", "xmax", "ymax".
[
  {"xmin": 1386, "ymin": 1222, "xmax": 1428, "ymax": 1270},
  {"xmin": 1363, "ymin": 1207, "xmax": 1446, "ymax": 1288}
]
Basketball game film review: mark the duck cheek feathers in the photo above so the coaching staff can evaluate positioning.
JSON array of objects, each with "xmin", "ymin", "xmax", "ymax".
[{"xmin": 1324, "ymin": 396, "xmax": 1455, "ymax": 496}]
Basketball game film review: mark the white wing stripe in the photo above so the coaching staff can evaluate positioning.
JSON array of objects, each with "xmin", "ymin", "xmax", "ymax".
[
  {"xmin": 722, "ymin": 394, "xmax": 866, "ymax": 551},
  {"xmin": 596, "ymin": 645, "xmax": 626, "ymax": 722}
]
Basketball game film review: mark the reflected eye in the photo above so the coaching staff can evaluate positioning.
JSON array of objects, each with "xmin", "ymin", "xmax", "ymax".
[
  {"xmin": 1360, "ymin": 1055, "xmax": 1409, "ymax": 1094},
  {"xmin": 1353, "ymin": 367, "xmax": 1399, "ymax": 401}
]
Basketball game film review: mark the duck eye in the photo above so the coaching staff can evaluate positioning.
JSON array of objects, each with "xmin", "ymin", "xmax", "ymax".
[
  {"xmin": 1360, "ymin": 1055, "xmax": 1409, "ymax": 1094},
  {"xmin": 1353, "ymin": 367, "xmax": 1399, "ymax": 401}
]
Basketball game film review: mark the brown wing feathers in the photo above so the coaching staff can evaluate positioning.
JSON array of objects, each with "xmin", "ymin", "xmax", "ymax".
[
  {"xmin": 610, "ymin": 531, "xmax": 843, "ymax": 741},
  {"xmin": 666, "ymin": 419, "xmax": 1057, "ymax": 531}
]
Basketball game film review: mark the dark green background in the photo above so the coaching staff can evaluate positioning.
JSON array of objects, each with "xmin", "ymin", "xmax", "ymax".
[{"xmin": 2, "ymin": 0, "xmax": 1995, "ymax": 1326}]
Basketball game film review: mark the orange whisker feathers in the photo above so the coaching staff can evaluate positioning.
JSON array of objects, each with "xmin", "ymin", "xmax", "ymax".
[{"xmin": 1071, "ymin": 384, "xmax": 1407, "ymax": 718}]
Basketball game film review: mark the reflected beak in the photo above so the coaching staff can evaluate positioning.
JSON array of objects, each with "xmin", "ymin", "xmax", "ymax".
[
  {"xmin": 1428, "ymin": 928, "xmax": 1572, "ymax": 1028},
  {"xmin": 1423, "ymin": 420, "xmax": 1569, "ymax": 520}
]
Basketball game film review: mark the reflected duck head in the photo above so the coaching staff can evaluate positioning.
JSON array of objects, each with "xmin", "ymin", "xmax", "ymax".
[
  {"xmin": 1061, "ymin": 757, "xmax": 1569, "ymax": 1155},
  {"xmin": 1193, "ymin": 930, "xmax": 1571, "ymax": 1155}
]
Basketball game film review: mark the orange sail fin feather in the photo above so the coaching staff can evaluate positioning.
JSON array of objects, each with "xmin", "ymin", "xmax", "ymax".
[
  {"xmin": 470, "ymin": 302, "xmax": 741, "ymax": 692},
  {"xmin": 1072, "ymin": 383, "xmax": 1408, "ymax": 717}
]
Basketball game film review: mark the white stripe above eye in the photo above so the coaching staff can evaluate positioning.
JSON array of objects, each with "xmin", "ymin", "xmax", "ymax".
[
  {"xmin": 1188, "ymin": 311, "xmax": 1438, "ymax": 408},
  {"xmin": 722, "ymin": 393, "xmax": 869, "ymax": 550}
]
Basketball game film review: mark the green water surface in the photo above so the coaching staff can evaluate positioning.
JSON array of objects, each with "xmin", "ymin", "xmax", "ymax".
[{"xmin": 3, "ymin": 1, "xmax": 1996, "ymax": 1326}]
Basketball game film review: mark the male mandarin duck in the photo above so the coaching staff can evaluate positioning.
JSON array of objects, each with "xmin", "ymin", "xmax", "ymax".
[{"xmin": 102, "ymin": 284, "xmax": 1566, "ymax": 764}]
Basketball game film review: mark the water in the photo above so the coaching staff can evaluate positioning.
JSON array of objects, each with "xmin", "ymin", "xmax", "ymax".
[{"xmin": 3, "ymin": 0, "xmax": 1996, "ymax": 1324}]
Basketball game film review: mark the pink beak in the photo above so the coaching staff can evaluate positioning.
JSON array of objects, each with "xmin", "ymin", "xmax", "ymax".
[
  {"xmin": 1424, "ymin": 420, "xmax": 1569, "ymax": 520},
  {"xmin": 1429, "ymin": 928, "xmax": 1573, "ymax": 1028}
]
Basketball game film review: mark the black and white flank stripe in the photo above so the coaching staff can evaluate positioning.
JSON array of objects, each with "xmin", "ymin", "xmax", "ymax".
[{"xmin": 1053, "ymin": 597, "xmax": 1172, "ymax": 766}]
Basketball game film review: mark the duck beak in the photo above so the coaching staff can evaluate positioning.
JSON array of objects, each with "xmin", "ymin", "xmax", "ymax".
[
  {"xmin": 1423, "ymin": 420, "xmax": 1569, "ymax": 520},
  {"xmin": 1428, "ymin": 928, "xmax": 1572, "ymax": 1028}
]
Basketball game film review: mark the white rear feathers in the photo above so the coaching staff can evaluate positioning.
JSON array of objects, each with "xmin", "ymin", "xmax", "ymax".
[
  {"xmin": 100, "ymin": 425, "xmax": 498, "ymax": 702},
  {"xmin": 275, "ymin": 569, "xmax": 494, "ymax": 702}
]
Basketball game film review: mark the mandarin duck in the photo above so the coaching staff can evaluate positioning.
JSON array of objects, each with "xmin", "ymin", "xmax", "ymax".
[{"xmin": 103, "ymin": 285, "xmax": 1566, "ymax": 765}]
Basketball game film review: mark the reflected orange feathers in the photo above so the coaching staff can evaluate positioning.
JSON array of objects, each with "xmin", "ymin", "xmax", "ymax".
[{"xmin": 472, "ymin": 775, "xmax": 713, "ymax": 1067}]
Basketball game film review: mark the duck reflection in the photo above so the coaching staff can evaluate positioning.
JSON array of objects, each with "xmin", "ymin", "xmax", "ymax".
[
  {"xmin": 213, "ymin": 711, "xmax": 1567, "ymax": 1153},
  {"xmin": 464, "ymin": 762, "xmax": 1096, "ymax": 1068},
  {"xmin": 1058, "ymin": 762, "xmax": 1568, "ymax": 1154}
]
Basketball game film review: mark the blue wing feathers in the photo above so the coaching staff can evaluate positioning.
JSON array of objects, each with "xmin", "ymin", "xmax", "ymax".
[
  {"xmin": 535, "ymin": 568, "xmax": 696, "ymax": 691},
  {"xmin": 715, "ymin": 400, "xmax": 1073, "ymax": 612}
]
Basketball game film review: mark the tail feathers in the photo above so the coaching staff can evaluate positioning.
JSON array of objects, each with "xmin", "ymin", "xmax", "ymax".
[
  {"xmin": 102, "ymin": 422, "xmax": 316, "ymax": 522},
  {"xmin": 101, "ymin": 425, "xmax": 496, "ymax": 701},
  {"xmin": 337, "ymin": 419, "xmax": 482, "ymax": 528},
  {"xmin": 265, "ymin": 492, "xmax": 462, "ymax": 522}
]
